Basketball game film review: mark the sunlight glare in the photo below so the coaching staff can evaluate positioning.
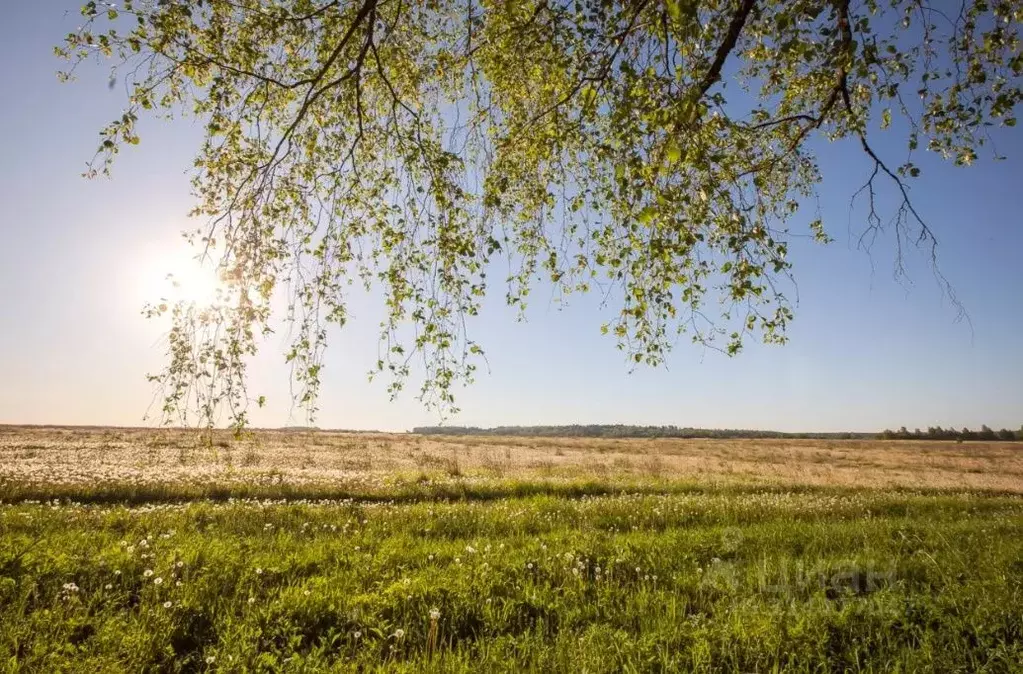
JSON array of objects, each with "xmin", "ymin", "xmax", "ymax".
[{"xmin": 139, "ymin": 247, "xmax": 226, "ymax": 308}]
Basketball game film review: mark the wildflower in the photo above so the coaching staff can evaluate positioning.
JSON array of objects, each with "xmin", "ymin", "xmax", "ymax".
[
  {"xmin": 154, "ymin": 577, "xmax": 163, "ymax": 585},
  {"xmin": 465, "ymin": 545, "xmax": 476, "ymax": 554},
  {"xmin": 303, "ymin": 590, "xmax": 311, "ymax": 596},
  {"xmin": 248, "ymin": 597, "xmax": 255, "ymax": 604},
  {"xmin": 205, "ymin": 656, "xmax": 215, "ymax": 664},
  {"xmin": 527, "ymin": 562, "xmax": 533, "ymax": 569},
  {"xmin": 429, "ymin": 608, "xmax": 441, "ymax": 620},
  {"xmin": 176, "ymin": 561, "xmax": 184, "ymax": 568},
  {"xmin": 393, "ymin": 629, "xmax": 405, "ymax": 639},
  {"xmin": 143, "ymin": 569, "xmax": 154, "ymax": 578},
  {"xmin": 353, "ymin": 631, "xmax": 362, "ymax": 639},
  {"xmin": 163, "ymin": 601, "xmax": 173, "ymax": 608},
  {"xmin": 114, "ymin": 570, "xmax": 121, "ymax": 576},
  {"xmin": 105, "ymin": 584, "xmax": 113, "ymax": 590},
  {"xmin": 455, "ymin": 558, "xmax": 461, "ymax": 565},
  {"xmin": 255, "ymin": 567, "xmax": 263, "ymax": 575}
]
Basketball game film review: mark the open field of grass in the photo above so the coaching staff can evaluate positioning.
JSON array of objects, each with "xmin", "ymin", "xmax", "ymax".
[
  {"xmin": 3, "ymin": 426, "xmax": 1023, "ymax": 500},
  {"xmin": 2, "ymin": 426, "xmax": 1022, "ymax": 672}
]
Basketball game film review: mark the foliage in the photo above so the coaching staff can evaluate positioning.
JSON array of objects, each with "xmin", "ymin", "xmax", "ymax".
[
  {"xmin": 56, "ymin": 0, "xmax": 1022, "ymax": 424},
  {"xmin": 879, "ymin": 425, "xmax": 1023, "ymax": 441},
  {"xmin": 4, "ymin": 489, "xmax": 1023, "ymax": 671}
]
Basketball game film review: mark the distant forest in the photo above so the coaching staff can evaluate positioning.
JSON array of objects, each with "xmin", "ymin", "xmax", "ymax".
[{"xmin": 411, "ymin": 424, "xmax": 1023, "ymax": 441}]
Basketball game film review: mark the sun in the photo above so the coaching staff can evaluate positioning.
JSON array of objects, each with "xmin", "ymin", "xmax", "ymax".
[{"xmin": 138, "ymin": 246, "xmax": 226, "ymax": 308}]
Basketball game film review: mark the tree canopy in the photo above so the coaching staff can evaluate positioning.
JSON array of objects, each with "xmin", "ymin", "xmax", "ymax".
[{"xmin": 57, "ymin": 0, "xmax": 1021, "ymax": 425}]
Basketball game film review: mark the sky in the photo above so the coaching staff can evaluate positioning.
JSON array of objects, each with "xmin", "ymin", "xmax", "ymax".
[{"xmin": 0, "ymin": 3, "xmax": 1021, "ymax": 433}]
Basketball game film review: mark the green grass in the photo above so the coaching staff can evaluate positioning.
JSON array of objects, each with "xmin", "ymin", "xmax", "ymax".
[{"xmin": 2, "ymin": 488, "xmax": 1022, "ymax": 672}]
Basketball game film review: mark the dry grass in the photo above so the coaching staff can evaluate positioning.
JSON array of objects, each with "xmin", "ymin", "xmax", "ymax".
[{"xmin": 1, "ymin": 424, "xmax": 1021, "ymax": 493}]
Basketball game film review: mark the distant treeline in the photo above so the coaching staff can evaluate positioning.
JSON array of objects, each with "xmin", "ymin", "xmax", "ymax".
[
  {"xmin": 411, "ymin": 424, "xmax": 1023, "ymax": 441},
  {"xmin": 411, "ymin": 425, "xmax": 875, "ymax": 440},
  {"xmin": 879, "ymin": 426, "xmax": 1023, "ymax": 441}
]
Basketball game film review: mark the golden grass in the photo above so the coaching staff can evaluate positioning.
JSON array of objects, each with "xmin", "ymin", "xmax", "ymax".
[{"xmin": 1, "ymin": 425, "xmax": 1021, "ymax": 493}]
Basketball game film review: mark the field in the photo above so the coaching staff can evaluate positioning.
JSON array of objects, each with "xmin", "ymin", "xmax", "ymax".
[{"xmin": 2, "ymin": 427, "xmax": 1022, "ymax": 672}]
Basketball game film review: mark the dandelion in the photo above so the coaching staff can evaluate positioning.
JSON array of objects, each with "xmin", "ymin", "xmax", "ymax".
[
  {"xmin": 353, "ymin": 631, "xmax": 362, "ymax": 639},
  {"xmin": 143, "ymin": 569, "xmax": 154, "ymax": 578},
  {"xmin": 154, "ymin": 577, "xmax": 163, "ymax": 585},
  {"xmin": 428, "ymin": 554, "xmax": 434, "ymax": 561},
  {"xmin": 105, "ymin": 584, "xmax": 113, "ymax": 590},
  {"xmin": 248, "ymin": 597, "xmax": 255, "ymax": 604},
  {"xmin": 114, "ymin": 570, "xmax": 121, "ymax": 576},
  {"xmin": 455, "ymin": 558, "xmax": 461, "ymax": 565},
  {"xmin": 527, "ymin": 562, "xmax": 533, "ymax": 569},
  {"xmin": 163, "ymin": 601, "xmax": 173, "ymax": 608},
  {"xmin": 393, "ymin": 629, "xmax": 405, "ymax": 640},
  {"xmin": 176, "ymin": 561, "xmax": 184, "ymax": 568},
  {"xmin": 255, "ymin": 567, "xmax": 263, "ymax": 575},
  {"xmin": 465, "ymin": 545, "xmax": 476, "ymax": 554},
  {"xmin": 303, "ymin": 590, "xmax": 311, "ymax": 596},
  {"xmin": 205, "ymin": 656, "xmax": 215, "ymax": 664},
  {"xmin": 429, "ymin": 608, "xmax": 441, "ymax": 620}
]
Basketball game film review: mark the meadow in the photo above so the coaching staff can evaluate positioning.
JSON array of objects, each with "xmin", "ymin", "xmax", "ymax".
[{"xmin": 1, "ymin": 426, "xmax": 1022, "ymax": 672}]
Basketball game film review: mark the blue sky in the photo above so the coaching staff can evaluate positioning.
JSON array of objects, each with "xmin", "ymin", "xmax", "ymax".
[{"xmin": 1, "ymin": 3, "xmax": 1020, "ymax": 432}]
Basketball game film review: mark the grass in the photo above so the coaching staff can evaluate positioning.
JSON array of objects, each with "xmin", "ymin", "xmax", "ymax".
[{"xmin": 1, "ymin": 427, "xmax": 1023, "ymax": 672}]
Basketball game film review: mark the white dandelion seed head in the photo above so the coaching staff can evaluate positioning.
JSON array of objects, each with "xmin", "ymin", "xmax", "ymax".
[{"xmin": 429, "ymin": 608, "xmax": 440, "ymax": 620}]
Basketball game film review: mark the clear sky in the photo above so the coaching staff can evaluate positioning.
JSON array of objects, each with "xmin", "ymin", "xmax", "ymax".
[{"xmin": 1, "ymin": 3, "xmax": 1021, "ymax": 432}]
